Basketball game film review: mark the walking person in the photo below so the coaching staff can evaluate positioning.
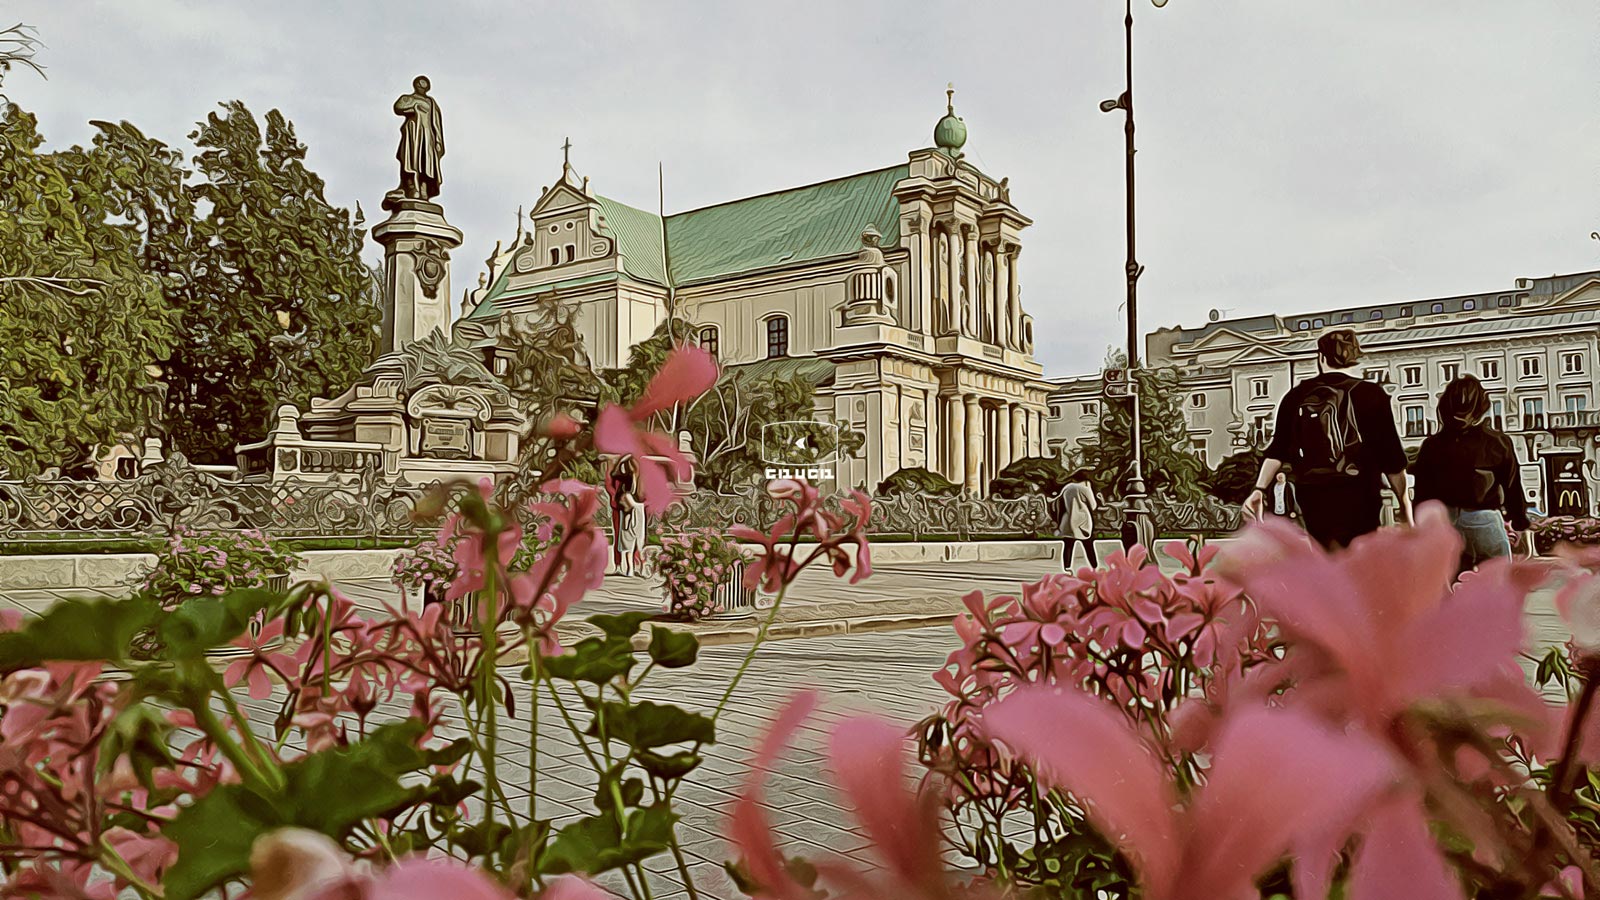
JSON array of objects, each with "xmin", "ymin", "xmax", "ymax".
[
  {"xmin": 1265, "ymin": 470, "xmax": 1302, "ymax": 524},
  {"xmin": 613, "ymin": 456, "xmax": 647, "ymax": 576},
  {"xmin": 1056, "ymin": 468, "xmax": 1099, "ymax": 570},
  {"xmin": 1242, "ymin": 329, "xmax": 1412, "ymax": 549},
  {"xmin": 1412, "ymin": 376, "xmax": 1529, "ymax": 574}
]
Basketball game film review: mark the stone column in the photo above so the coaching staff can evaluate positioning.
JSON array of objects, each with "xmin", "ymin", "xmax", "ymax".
[
  {"xmin": 964, "ymin": 394, "xmax": 983, "ymax": 494},
  {"xmin": 963, "ymin": 226, "xmax": 979, "ymax": 337},
  {"xmin": 996, "ymin": 402, "xmax": 1013, "ymax": 473},
  {"xmin": 1031, "ymin": 409, "xmax": 1044, "ymax": 456},
  {"xmin": 945, "ymin": 226, "xmax": 961, "ymax": 335},
  {"xmin": 1006, "ymin": 246, "xmax": 1022, "ymax": 351},
  {"xmin": 372, "ymin": 201, "xmax": 463, "ymax": 355},
  {"xmin": 1010, "ymin": 404, "xmax": 1027, "ymax": 463},
  {"xmin": 911, "ymin": 217, "xmax": 928, "ymax": 332},
  {"xmin": 997, "ymin": 252, "xmax": 1012, "ymax": 348},
  {"xmin": 948, "ymin": 395, "xmax": 966, "ymax": 485}
]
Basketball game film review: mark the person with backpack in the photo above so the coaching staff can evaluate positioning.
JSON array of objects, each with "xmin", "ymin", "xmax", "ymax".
[
  {"xmin": 1242, "ymin": 329, "xmax": 1411, "ymax": 549},
  {"xmin": 1412, "ymin": 375, "xmax": 1529, "ymax": 573}
]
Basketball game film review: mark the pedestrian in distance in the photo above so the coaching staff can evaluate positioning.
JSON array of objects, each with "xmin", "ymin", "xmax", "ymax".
[
  {"xmin": 1412, "ymin": 375, "xmax": 1529, "ymax": 574},
  {"xmin": 1242, "ymin": 328, "xmax": 1412, "ymax": 550},
  {"xmin": 1055, "ymin": 468, "xmax": 1099, "ymax": 570},
  {"xmin": 1265, "ymin": 469, "xmax": 1302, "ymax": 524},
  {"xmin": 613, "ymin": 455, "xmax": 647, "ymax": 577}
]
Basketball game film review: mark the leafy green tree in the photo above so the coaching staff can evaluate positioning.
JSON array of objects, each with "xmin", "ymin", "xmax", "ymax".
[
  {"xmin": 1072, "ymin": 350, "xmax": 1205, "ymax": 501},
  {"xmin": 990, "ymin": 456, "xmax": 1071, "ymax": 499},
  {"xmin": 151, "ymin": 102, "xmax": 379, "ymax": 463},
  {"xmin": 1204, "ymin": 448, "xmax": 1265, "ymax": 504},
  {"xmin": 0, "ymin": 104, "xmax": 176, "ymax": 476},
  {"xmin": 877, "ymin": 466, "xmax": 960, "ymax": 498}
]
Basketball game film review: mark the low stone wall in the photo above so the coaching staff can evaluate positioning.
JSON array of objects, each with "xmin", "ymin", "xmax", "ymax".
[
  {"xmin": 0, "ymin": 542, "xmax": 1063, "ymax": 592},
  {"xmin": 0, "ymin": 549, "xmax": 406, "ymax": 593}
]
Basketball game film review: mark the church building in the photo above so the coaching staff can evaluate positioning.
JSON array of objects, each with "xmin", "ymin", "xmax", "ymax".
[{"xmin": 456, "ymin": 92, "xmax": 1052, "ymax": 495}]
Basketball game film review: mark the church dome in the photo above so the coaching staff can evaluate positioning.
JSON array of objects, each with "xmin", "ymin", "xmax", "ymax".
[{"xmin": 934, "ymin": 86, "xmax": 967, "ymax": 155}]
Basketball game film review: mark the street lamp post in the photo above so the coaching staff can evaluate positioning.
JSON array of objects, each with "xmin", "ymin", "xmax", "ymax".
[{"xmin": 1101, "ymin": 0, "xmax": 1165, "ymax": 550}]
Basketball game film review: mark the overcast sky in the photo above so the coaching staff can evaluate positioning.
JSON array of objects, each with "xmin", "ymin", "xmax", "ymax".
[{"xmin": 10, "ymin": 0, "xmax": 1599, "ymax": 376}]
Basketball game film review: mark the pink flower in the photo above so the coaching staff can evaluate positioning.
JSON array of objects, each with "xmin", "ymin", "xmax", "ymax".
[
  {"xmin": 728, "ymin": 691, "xmax": 820, "ymax": 900},
  {"xmin": 984, "ymin": 685, "xmax": 1396, "ymax": 900},
  {"xmin": 594, "ymin": 344, "xmax": 718, "ymax": 513}
]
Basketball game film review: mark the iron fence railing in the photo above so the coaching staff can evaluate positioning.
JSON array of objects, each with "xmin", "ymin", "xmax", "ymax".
[{"xmin": 0, "ymin": 456, "xmax": 1244, "ymax": 549}]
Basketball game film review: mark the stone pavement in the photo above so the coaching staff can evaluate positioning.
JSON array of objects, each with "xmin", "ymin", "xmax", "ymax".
[{"xmin": 233, "ymin": 624, "xmax": 964, "ymax": 900}]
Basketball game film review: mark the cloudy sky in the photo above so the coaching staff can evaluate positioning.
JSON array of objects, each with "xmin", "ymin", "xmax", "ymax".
[{"xmin": 10, "ymin": 0, "xmax": 1598, "ymax": 376}]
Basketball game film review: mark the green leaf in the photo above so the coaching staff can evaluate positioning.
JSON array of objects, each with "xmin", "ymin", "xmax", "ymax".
[
  {"xmin": 588, "ymin": 611, "xmax": 656, "ymax": 639},
  {"xmin": 538, "ymin": 804, "xmax": 677, "ymax": 876},
  {"xmin": 0, "ymin": 595, "xmax": 160, "ymax": 672},
  {"xmin": 161, "ymin": 721, "xmax": 434, "ymax": 900},
  {"xmin": 646, "ymin": 626, "xmax": 699, "ymax": 668},
  {"xmin": 542, "ymin": 635, "xmax": 635, "ymax": 683},
  {"xmin": 587, "ymin": 700, "xmax": 715, "ymax": 750},
  {"xmin": 635, "ymin": 749, "xmax": 703, "ymax": 780},
  {"xmin": 97, "ymin": 704, "xmax": 177, "ymax": 791},
  {"xmin": 157, "ymin": 588, "xmax": 276, "ymax": 657}
]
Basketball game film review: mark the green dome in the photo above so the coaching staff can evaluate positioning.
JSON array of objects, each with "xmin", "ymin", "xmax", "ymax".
[
  {"xmin": 934, "ymin": 85, "xmax": 966, "ymax": 155},
  {"xmin": 934, "ymin": 112, "xmax": 967, "ymax": 154}
]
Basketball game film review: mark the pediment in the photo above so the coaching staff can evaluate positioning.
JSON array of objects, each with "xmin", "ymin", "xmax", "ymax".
[
  {"xmin": 530, "ymin": 181, "xmax": 594, "ymax": 216},
  {"xmin": 1222, "ymin": 343, "xmax": 1295, "ymax": 366},
  {"xmin": 1542, "ymin": 277, "xmax": 1600, "ymax": 311},
  {"xmin": 1181, "ymin": 325, "xmax": 1277, "ymax": 353}
]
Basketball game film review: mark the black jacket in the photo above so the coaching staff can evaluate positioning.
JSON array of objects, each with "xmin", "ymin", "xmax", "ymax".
[
  {"xmin": 1413, "ymin": 424, "xmax": 1529, "ymax": 530},
  {"xmin": 1265, "ymin": 373, "xmax": 1408, "ymax": 486}
]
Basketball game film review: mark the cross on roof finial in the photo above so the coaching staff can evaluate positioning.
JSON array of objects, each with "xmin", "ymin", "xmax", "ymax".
[
  {"xmin": 946, "ymin": 82, "xmax": 955, "ymax": 112},
  {"xmin": 562, "ymin": 137, "xmax": 572, "ymax": 175}
]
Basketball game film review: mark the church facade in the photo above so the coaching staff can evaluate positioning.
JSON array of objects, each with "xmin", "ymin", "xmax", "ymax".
[{"xmin": 457, "ymin": 94, "xmax": 1052, "ymax": 495}]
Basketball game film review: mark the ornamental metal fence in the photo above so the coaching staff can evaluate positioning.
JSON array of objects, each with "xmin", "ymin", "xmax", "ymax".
[{"xmin": 0, "ymin": 456, "xmax": 1242, "ymax": 550}]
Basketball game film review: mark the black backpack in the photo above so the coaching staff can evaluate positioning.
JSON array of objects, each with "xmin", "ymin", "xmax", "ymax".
[{"xmin": 1293, "ymin": 377, "xmax": 1364, "ymax": 480}]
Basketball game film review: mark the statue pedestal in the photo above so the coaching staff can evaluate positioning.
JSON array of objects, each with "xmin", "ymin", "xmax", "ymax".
[{"xmin": 372, "ymin": 202, "xmax": 462, "ymax": 355}]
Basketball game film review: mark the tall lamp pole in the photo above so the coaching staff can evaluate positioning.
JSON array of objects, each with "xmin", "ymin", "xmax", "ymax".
[{"xmin": 1101, "ymin": 0, "xmax": 1165, "ymax": 549}]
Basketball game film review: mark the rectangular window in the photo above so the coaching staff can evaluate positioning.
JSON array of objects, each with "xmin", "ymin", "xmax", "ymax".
[
  {"xmin": 698, "ymin": 326, "xmax": 719, "ymax": 360},
  {"xmin": 1190, "ymin": 438, "xmax": 1206, "ymax": 456},
  {"xmin": 1401, "ymin": 366, "xmax": 1422, "ymax": 387},
  {"xmin": 1561, "ymin": 351, "xmax": 1585, "ymax": 375},
  {"xmin": 1480, "ymin": 359, "xmax": 1500, "ymax": 380},
  {"xmin": 1441, "ymin": 362, "xmax": 1460, "ymax": 382},
  {"xmin": 1490, "ymin": 399, "xmax": 1504, "ymax": 431},
  {"xmin": 1081, "ymin": 402, "xmax": 1097, "ymax": 417},
  {"xmin": 1049, "ymin": 405, "xmax": 1061, "ymax": 417},
  {"xmin": 765, "ymin": 316, "xmax": 789, "ymax": 359},
  {"xmin": 1522, "ymin": 397, "xmax": 1545, "ymax": 429},
  {"xmin": 1190, "ymin": 393, "xmax": 1207, "ymax": 408},
  {"xmin": 1498, "ymin": 295, "xmax": 1513, "ymax": 308},
  {"xmin": 1404, "ymin": 405, "xmax": 1426, "ymax": 437},
  {"xmin": 1250, "ymin": 378, "xmax": 1269, "ymax": 399},
  {"xmin": 1566, "ymin": 396, "xmax": 1588, "ymax": 414},
  {"xmin": 1520, "ymin": 355, "xmax": 1543, "ymax": 378}
]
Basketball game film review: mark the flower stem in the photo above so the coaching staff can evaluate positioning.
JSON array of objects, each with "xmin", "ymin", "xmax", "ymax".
[{"xmin": 1552, "ymin": 659, "xmax": 1600, "ymax": 809}]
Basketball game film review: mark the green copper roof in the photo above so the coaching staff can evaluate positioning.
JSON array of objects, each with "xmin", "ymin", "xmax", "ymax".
[
  {"xmin": 664, "ymin": 165, "xmax": 908, "ymax": 285},
  {"xmin": 467, "ymin": 271, "xmax": 623, "ymax": 320},
  {"xmin": 935, "ymin": 113, "xmax": 967, "ymax": 153},
  {"xmin": 722, "ymin": 355, "xmax": 836, "ymax": 388},
  {"xmin": 595, "ymin": 195, "xmax": 668, "ymax": 287}
]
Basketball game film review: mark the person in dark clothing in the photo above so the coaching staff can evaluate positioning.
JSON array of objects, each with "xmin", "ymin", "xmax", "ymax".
[
  {"xmin": 1242, "ymin": 329, "xmax": 1412, "ymax": 550},
  {"xmin": 1413, "ymin": 376, "xmax": 1528, "ymax": 573}
]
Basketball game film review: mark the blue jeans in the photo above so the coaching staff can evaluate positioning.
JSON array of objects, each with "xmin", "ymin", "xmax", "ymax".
[{"xmin": 1450, "ymin": 507, "xmax": 1511, "ymax": 573}]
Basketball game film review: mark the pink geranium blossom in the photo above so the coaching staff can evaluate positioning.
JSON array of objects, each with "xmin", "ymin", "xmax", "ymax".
[
  {"xmin": 984, "ymin": 685, "xmax": 1397, "ymax": 900},
  {"xmin": 593, "ymin": 344, "xmax": 718, "ymax": 513}
]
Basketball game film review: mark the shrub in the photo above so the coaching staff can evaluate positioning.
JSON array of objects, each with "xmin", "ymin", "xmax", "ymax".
[
  {"xmin": 656, "ymin": 529, "xmax": 747, "ymax": 621},
  {"xmin": 136, "ymin": 526, "xmax": 298, "ymax": 606},
  {"xmin": 1532, "ymin": 515, "xmax": 1600, "ymax": 554},
  {"xmin": 391, "ymin": 534, "xmax": 458, "ymax": 595},
  {"xmin": 876, "ymin": 466, "xmax": 960, "ymax": 497},
  {"xmin": 988, "ymin": 455, "xmax": 1070, "ymax": 499}
]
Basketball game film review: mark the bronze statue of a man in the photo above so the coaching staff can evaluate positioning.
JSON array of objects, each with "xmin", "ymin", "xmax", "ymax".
[{"xmin": 391, "ymin": 75, "xmax": 444, "ymax": 205}]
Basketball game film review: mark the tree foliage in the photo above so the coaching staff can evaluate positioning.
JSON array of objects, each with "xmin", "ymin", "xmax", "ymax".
[
  {"xmin": 1071, "ymin": 350, "xmax": 1205, "ymax": 501},
  {"xmin": 989, "ymin": 456, "xmax": 1072, "ymax": 500},
  {"xmin": 1203, "ymin": 448, "xmax": 1266, "ymax": 504},
  {"xmin": 876, "ymin": 466, "xmax": 960, "ymax": 498},
  {"xmin": 0, "ymin": 104, "xmax": 176, "ymax": 476}
]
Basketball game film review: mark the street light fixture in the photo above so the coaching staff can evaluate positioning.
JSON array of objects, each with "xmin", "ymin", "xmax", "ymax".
[{"xmin": 1100, "ymin": 0, "xmax": 1166, "ymax": 550}]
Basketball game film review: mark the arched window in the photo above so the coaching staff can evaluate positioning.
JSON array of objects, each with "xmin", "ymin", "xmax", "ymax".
[
  {"xmin": 1431, "ymin": 302, "xmax": 1445, "ymax": 313},
  {"xmin": 1312, "ymin": 318, "xmax": 1325, "ymax": 328},
  {"xmin": 1463, "ymin": 299, "xmax": 1476, "ymax": 311},
  {"xmin": 1297, "ymin": 320, "xmax": 1310, "ymax": 330},
  {"xmin": 549, "ymin": 248, "xmax": 560, "ymax": 266},
  {"xmin": 698, "ymin": 325, "xmax": 720, "ymax": 360},
  {"xmin": 884, "ymin": 273, "xmax": 896, "ymax": 308},
  {"xmin": 564, "ymin": 244, "xmax": 576, "ymax": 263},
  {"xmin": 1370, "ymin": 310, "xmax": 1383, "ymax": 320},
  {"xmin": 765, "ymin": 315, "xmax": 789, "ymax": 359}
]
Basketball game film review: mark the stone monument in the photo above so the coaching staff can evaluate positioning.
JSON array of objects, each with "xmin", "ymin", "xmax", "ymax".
[{"xmin": 374, "ymin": 75, "xmax": 462, "ymax": 355}]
